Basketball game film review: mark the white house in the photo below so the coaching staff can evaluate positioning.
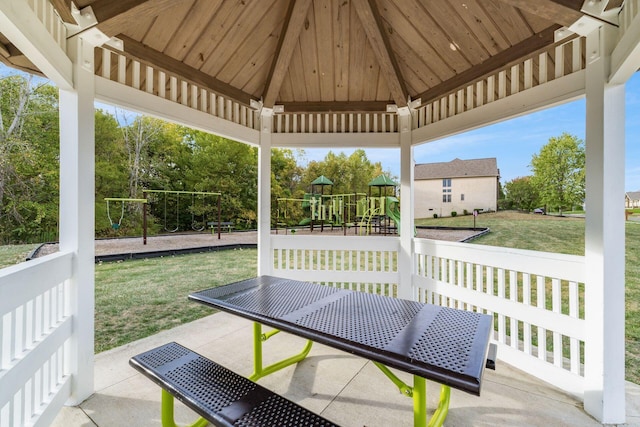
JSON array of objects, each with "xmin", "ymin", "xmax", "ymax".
[
  {"xmin": 626, "ymin": 191, "xmax": 640, "ymax": 208},
  {"xmin": 0, "ymin": 0, "xmax": 636, "ymax": 425},
  {"xmin": 414, "ymin": 158, "xmax": 499, "ymax": 218}
]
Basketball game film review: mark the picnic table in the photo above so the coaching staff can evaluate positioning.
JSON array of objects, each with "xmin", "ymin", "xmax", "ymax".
[{"xmin": 189, "ymin": 275, "xmax": 495, "ymax": 426}]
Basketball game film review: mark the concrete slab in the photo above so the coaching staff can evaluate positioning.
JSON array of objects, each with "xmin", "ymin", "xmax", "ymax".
[{"xmin": 53, "ymin": 311, "xmax": 639, "ymax": 427}]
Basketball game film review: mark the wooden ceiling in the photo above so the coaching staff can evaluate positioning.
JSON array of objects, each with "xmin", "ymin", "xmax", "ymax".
[{"xmin": 3, "ymin": 0, "xmax": 593, "ymax": 113}]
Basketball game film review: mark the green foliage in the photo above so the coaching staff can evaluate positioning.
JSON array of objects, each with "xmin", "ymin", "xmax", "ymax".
[
  {"xmin": 301, "ymin": 149, "xmax": 389, "ymax": 195},
  {"xmin": 504, "ymin": 176, "xmax": 540, "ymax": 211},
  {"xmin": 451, "ymin": 211, "xmax": 457, "ymax": 217},
  {"xmin": 0, "ymin": 75, "xmax": 60, "ymax": 243},
  {"xmin": 530, "ymin": 133, "xmax": 585, "ymax": 215}
]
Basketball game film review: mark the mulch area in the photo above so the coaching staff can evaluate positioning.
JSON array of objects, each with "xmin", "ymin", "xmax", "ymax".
[{"xmin": 34, "ymin": 227, "xmax": 484, "ymax": 259}]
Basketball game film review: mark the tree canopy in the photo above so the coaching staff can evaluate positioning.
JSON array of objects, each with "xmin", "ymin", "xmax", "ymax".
[
  {"xmin": 0, "ymin": 74, "xmax": 391, "ymax": 243},
  {"xmin": 503, "ymin": 176, "xmax": 540, "ymax": 211},
  {"xmin": 530, "ymin": 132, "xmax": 585, "ymax": 214}
]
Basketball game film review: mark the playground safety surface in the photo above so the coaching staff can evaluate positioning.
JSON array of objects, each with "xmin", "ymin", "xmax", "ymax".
[{"xmin": 34, "ymin": 227, "xmax": 484, "ymax": 260}]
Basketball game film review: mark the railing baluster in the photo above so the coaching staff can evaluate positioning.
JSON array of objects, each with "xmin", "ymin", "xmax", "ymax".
[
  {"xmin": 552, "ymin": 278, "xmax": 562, "ymax": 367},
  {"xmin": 497, "ymin": 268, "xmax": 506, "ymax": 343},
  {"xmin": 523, "ymin": 273, "xmax": 532, "ymax": 355},
  {"xmin": 537, "ymin": 275, "xmax": 547, "ymax": 361}
]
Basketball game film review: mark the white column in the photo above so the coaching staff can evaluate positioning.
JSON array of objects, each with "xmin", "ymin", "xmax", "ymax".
[
  {"xmin": 59, "ymin": 35, "xmax": 95, "ymax": 404},
  {"xmin": 257, "ymin": 109, "xmax": 273, "ymax": 275},
  {"xmin": 398, "ymin": 108, "xmax": 414, "ymax": 300},
  {"xmin": 583, "ymin": 27, "xmax": 626, "ymax": 424}
]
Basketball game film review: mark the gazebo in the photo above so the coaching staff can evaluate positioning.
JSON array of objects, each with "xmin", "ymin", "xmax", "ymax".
[{"xmin": 0, "ymin": 0, "xmax": 634, "ymax": 424}]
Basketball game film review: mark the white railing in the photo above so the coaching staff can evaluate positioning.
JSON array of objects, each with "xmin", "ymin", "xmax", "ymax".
[
  {"xmin": 413, "ymin": 239, "xmax": 586, "ymax": 396},
  {"xmin": 273, "ymin": 112, "xmax": 398, "ymax": 134},
  {"xmin": 271, "ymin": 234, "xmax": 588, "ymax": 395},
  {"xmin": 95, "ymin": 47, "xmax": 259, "ymax": 131},
  {"xmin": 413, "ymin": 37, "xmax": 585, "ymax": 129},
  {"xmin": 271, "ymin": 235, "xmax": 399, "ymax": 296},
  {"xmin": 0, "ymin": 251, "xmax": 74, "ymax": 427},
  {"xmin": 26, "ymin": 0, "xmax": 67, "ymax": 52}
]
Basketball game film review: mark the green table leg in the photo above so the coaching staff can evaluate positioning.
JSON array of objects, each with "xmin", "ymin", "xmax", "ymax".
[
  {"xmin": 372, "ymin": 362, "xmax": 451, "ymax": 426},
  {"xmin": 249, "ymin": 322, "xmax": 313, "ymax": 381},
  {"xmin": 161, "ymin": 389, "xmax": 209, "ymax": 427}
]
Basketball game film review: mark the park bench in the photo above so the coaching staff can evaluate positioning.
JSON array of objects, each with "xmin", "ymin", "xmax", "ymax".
[
  {"xmin": 130, "ymin": 342, "xmax": 337, "ymax": 427},
  {"xmin": 208, "ymin": 221, "xmax": 234, "ymax": 234}
]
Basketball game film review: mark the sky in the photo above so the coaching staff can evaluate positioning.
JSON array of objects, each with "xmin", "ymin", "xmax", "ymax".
[{"xmin": 301, "ymin": 72, "xmax": 640, "ymax": 192}]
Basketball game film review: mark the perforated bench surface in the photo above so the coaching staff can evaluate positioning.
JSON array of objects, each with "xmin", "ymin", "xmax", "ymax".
[{"xmin": 130, "ymin": 342, "xmax": 338, "ymax": 427}]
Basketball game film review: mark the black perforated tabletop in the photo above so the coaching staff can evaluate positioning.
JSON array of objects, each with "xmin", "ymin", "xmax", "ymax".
[{"xmin": 189, "ymin": 276, "xmax": 493, "ymax": 395}]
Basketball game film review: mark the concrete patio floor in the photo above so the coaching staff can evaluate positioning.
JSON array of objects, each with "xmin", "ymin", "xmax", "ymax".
[{"xmin": 53, "ymin": 312, "xmax": 640, "ymax": 427}]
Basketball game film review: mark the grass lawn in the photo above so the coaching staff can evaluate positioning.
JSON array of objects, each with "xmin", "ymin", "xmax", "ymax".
[
  {"xmin": 418, "ymin": 210, "xmax": 640, "ymax": 383},
  {"xmin": 94, "ymin": 248, "xmax": 257, "ymax": 352},
  {"xmin": 0, "ymin": 244, "xmax": 39, "ymax": 269}
]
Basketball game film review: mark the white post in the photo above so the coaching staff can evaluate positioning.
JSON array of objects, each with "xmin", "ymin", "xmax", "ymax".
[
  {"xmin": 398, "ymin": 108, "xmax": 414, "ymax": 300},
  {"xmin": 584, "ymin": 26, "xmax": 626, "ymax": 424},
  {"xmin": 258, "ymin": 109, "xmax": 273, "ymax": 275},
  {"xmin": 59, "ymin": 35, "xmax": 95, "ymax": 404}
]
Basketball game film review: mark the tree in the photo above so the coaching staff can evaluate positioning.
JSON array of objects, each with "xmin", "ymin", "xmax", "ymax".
[
  {"xmin": 504, "ymin": 176, "xmax": 540, "ymax": 211},
  {"xmin": 530, "ymin": 133, "xmax": 585, "ymax": 215},
  {"xmin": 300, "ymin": 149, "xmax": 387, "ymax": 195},
  {"xmin": 0, "ymin": 74, "xmax": 59, "ymax": 243}
]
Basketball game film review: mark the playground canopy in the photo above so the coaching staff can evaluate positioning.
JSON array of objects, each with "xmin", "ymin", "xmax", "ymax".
[
  {"xmin": 311, "ymin": 175, "xmax": 334, "ymax": 186},
  {"xmin": 368, "ymin": 175, "xmax": 398, "ymax": 187}
]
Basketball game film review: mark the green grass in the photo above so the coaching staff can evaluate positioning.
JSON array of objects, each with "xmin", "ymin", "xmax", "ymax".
[
  {"xmin": 94, "ymin": 248, "xmax": 257, "ymax": 352},
  {"xmin": 418, "ymin": 210, "xmax": 640, "ymax": 383},
  {"xmin": 0, "ymin": 244, "xmax": 39, "ymax": 269}
]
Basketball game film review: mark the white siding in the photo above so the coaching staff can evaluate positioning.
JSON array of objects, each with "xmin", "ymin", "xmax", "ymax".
[{"xmin": 414, "ymin": 176, "xmax": 497, "ymax": 218}]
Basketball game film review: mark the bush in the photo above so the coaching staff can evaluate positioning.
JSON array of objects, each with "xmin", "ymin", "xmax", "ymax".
[
  {"xmin": 451, "ymin": 211, "xmax": 457, "ymax": 217},
  {"xmin": 433, "ymin": 213, "xmax": 438, "ymax": 218},
  {"xmin": 463, "ymin": 209, "xmax": 468, "ymax": 216}
]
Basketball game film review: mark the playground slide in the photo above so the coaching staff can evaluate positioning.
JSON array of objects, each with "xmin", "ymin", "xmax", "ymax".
[{"xmin": 386, "ymin": 197, "xmax": 401, "ymax": 235}]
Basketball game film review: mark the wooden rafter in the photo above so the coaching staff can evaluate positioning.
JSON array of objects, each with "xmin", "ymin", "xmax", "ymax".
[
  {"xmin": 263, "ymin": 0, "xmax": 312, "ymax": 108},
  {"xmin": 495, "ymin": 0, "xmax": 584, "ymax": 27},
  {"xmin": 282, "ymin": 100, "xmax": 389, "ymax": 112},
  {"xmin": 115, "ymin": 35, "xmax": 255, "ymax": 105},
  {"xmin": 49, "ymin": 0, "xmax": 75, "ymax": 24},
  {"xmin": 353, "ymin": 0, "xmax": 408, "ymax": 107},
  {"xmin": 417, "ymin": 25, "xmax": 564, "ymax": 104},
  {"xmin": 93, "ymin": 0, "xmax": 181, "ymax": 36}
]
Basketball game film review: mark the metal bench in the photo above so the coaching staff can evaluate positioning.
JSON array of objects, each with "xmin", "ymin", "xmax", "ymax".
[
  {"xmin": 208, "ymin": 221, "xmax": 234, "ymax": 233},
  {"xmin": 130, "ymin": 342, "xmax": 338, "ymax": 427}
]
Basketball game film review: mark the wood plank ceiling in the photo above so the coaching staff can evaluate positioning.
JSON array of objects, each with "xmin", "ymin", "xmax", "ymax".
[{"xmin": 1, "ymin": 0, "xmax": 592, "ymax": 113}]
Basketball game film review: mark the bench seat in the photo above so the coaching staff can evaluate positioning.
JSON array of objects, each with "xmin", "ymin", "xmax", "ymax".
[{"xmin": 130, "ymin": 342, "xmax": 337, "ymax": 427}]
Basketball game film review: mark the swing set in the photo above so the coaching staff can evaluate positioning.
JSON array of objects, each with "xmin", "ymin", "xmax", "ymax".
[
  {"xmin": 105, "ymin": 198, "xmax": 148, "ymax": 230},
  {"xmin": 144, "ymin": 189, "xmax": 222, "ymax": 241},
  {"xmin": 104, "ymin": 189, "xmax": 223, "ymax": 244}
]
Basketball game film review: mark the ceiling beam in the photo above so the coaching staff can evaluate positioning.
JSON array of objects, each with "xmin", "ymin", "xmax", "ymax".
[
  {"xmin": 282, "ymin": 100, "xmax": 390, "ymax": 112},
  {"xmin": 353, "ymin": 0, "xmax": 408, "ymax": 107},
  {"xmin": 114, "ymin": 35, "xmax": 255, "ymax": 105},
  {"xmin": 49, "ymin": 0, "xmax": 75, "ymax": 23},
  {"xmin": 418, "ymin": 25, "xmax": 566, "ymax": 104},
  {"xmin": 495, "ymin": 0, "xmax": 584, "ymax": 27},
  {"xmin": 91, "ymin": 0, "xmax": 181, "ymax": 36},
  {"xmin": 263, "ymin": 0, "xmax": 312, "ymax": 108}
]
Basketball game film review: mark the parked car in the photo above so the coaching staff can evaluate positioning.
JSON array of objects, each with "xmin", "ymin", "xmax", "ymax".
[{"xmin": 533, "ymin": 208, "xmax": 546, "ymax": 215}]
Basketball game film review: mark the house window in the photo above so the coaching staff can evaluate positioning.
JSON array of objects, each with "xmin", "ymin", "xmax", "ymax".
[
  {"xmin": 461, "ymin": 194, "xmax": 465, "ymax": 201},
  {"xmin": 442, "ymin": 178, "xmax": 452, "ymax": 203}
]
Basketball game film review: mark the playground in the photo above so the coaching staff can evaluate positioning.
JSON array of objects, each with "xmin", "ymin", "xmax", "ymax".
[
  {"xmin": 276, "ymin": 174, "xmax": 404, "ymax": 235},
  {"xmin": 32, "ymin": 227, "xmax": 484, "ymax": 260}
]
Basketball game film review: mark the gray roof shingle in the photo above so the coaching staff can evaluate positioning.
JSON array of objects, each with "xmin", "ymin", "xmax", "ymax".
[
  {"xmin": 415, "ymin": 158, "xmax": 499, "ymax": 180},
  {"xmin": 626, "ymin": 191, "xmax": 640, "ymax": 201}
]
